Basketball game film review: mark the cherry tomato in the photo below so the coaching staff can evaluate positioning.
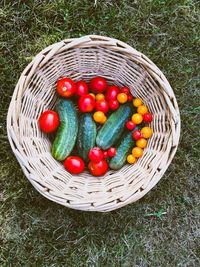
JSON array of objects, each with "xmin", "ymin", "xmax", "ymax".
[
  {"xmin": 56, "ymin": 77, "xmax": 76, "ymax": 98},
  {"xmin": 136, "ymin": 138, "xmax": 147, "ymax": 148},
  {"xmin": 132, "ymin": 147, "xmax": 143, "ymax": 158},
  {"xmin": 126, "ymin": 121, "xmax": 136, "ymax": 130},
  {"xmin": 132, "ymin": 130, "xmax": 142, "ymax": 140},
  {"xmin": 103, "ymin": 150, "xmax": 109, "ymax": 159},
  {"xmin": 101, "ymin": 116, "xmax": 107, "ymax": 124},
  {"xmin": 90, "ymin": 77, "xmax": 107, "ymax": 93},
  {"xmin": 137, "ymin": 105, "xmax": 148, "ymax": 115},
  {"xmin": 64, "ymin": 156, "xmax": 85, "ymax": 174},
  {"xmin": 141, "ymin": 127, "xmax": 153, "ymax": 139},
  {"xmin": 89, "ymin": 93, "xmax": 95, "ymax": 99},
  {"xmin": 127, "ymin": 154, "xmax": 136, "ymax": 164},
  {"xmin": 88, "ymin": 147, "xmax": 103, "ymax": 163},
  {"xmin": 78, "ymin": 94, "xmax": 95, "ymax": 112},
  {"xmin": 93, "ymin": 111, "xmax": 106, "ymax": 123},
  {"xmin": 39, "ymin": 110, "xmax": 59, "ymax": 133},
  {"xmin": 121, "ymin": 87, "xmax": 130, "ymax": 95},
  {"xmin": 107, "ymin": 147, "xmax": 116, "ymax": 157},
  {"xmin": 127, "ymin": 94, "xmax": 133, "ymax": 102},
  {"xmin": 88, "ymin": 160, "xmax": 108, "ymax": 176},
  {"xmin": 105, "ymin": 85, "xmax": 120, "ymax": 101},
  {"xmin": 143, "ymin": 113, "xmax": 153, "ymax": 123},
  {"xmin": 96, "ymin": 93, "xmax": 105, "ymax": 101},
  {"xmin": 75, "ymin": 80, "xmax": 88, "ymax": 97},
  {"xmin": 109, "ymin": 99, "xmax": 119, "ymax": 110},
  {"xmin": 95, "ymin": 99, "xmax": 109, "ymax": 114},
  {"xmin": 133, "ymin": 98, "xmax": 142, "ymax": 107},
  {"xmin": 131, "ymin": 113, "xmax": 143, "ymax": 124},
  {"xmin": 117, "ymin": 93, "xmax": 128, "ymax": 103}
]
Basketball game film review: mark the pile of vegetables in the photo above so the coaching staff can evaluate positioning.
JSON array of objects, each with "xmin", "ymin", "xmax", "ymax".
[{"xmin": 39, "ymin": 76, "xmax": 153, "ymax": 176}]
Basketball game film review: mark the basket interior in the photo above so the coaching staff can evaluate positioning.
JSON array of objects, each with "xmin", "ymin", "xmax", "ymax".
[{"xmin": 18, "ymin": 46, "xmax": 171, "ymax": 205}]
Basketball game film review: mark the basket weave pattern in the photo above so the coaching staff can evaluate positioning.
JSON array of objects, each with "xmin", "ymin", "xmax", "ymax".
[{"xmin": 7, "ymin": 35, "xmax": 180, "ymax": 212}]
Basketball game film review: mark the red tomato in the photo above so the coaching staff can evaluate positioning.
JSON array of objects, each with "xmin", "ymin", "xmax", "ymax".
[
  {"xmin": 39, "ymin": 110, "xmax": 59, "ymax": 133},
  {"xmin": 132, "ymin": 130, "xmax": 142, "ymax": 140},
  {"xmin": 126, "ymin": 121, "xmax": 136, "ymax": 130},
  {"xmin": 56, "ymin": 77, "xmax": 76, "ymax": 98},
  {"xmin": 109, "ymin": 99, "xmax": 119, "ymax": 110},
  {"xmin": 107, "ymin": 147, "xmax": 116, "ymax": 157},
  {"xmin": 103, "ymin": 150, "xmax": 109, "ymax": 159},
  {"xmin": 78, "ymin": 94, "xmax": 95, "ymax": 112},
  {"xmin": 64, "ymin": 156, "xmax": 85, "ymax": 174},
  {"xmin": 75, "ymin": 80, "xmax": 88, "ymax": 97},
  {"xmin": 95, "ymin": 99, "xmax": 109, "ymax": 114},
  {"xmin": 143, "ymin": 113, "xmax": 153, "ymax": 123},
  {"xmin": 121, "ymin": 87, "xmax": 130, "ymax": 95},
  {"xmin": 105, "ymin": 85, "xmax": 120, "ymax": 101},
  {"xmin": 88, "ymin": 147, "xmax": 103, "ymax": 163},
  {"xmin": 127, "ymin": 94, "xmax": 133, "ymax": 102},
  {"xmin": 88, "ymin": 160, "xmax": 108, "ymax": 176},
  {"xmin": 90, "ymin": 77, "xmax": 107, "ymax": 93}
]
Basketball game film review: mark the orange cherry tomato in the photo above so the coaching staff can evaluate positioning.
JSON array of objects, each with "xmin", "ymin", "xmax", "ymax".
[
  {"xmin": 132, "ymin": 147, "xmax": 143, "ymax": 158},
  {"xmin": 101, "ymin": 116, "xmax": 107, "ymax": 124},
  {"xmin": 93, "ymin": 111, "xmax": 105, "ymax": 123},
  {"xmin": 89, "ymin": 93, "xmax": 95, "ymax": 99},
  {"xmin": 136, "ymin": 138, "xmax": 147, "ymax": 148},
  {"xmin": 127, "ymin": 154, "xmax": 136, "ymax": 164},
  {"xmin": 141, "ymin": 127, "xmax": 153, "ymax": 139},
  {"xmin": 131, "ymin": 113, "xmax": 143, "ymax": 124},
  {"xmin": 96, "ymin": 93, "xmax": 105, "ymax": 101},
  {"xmin": 133, "ymin": 98, "xmax": 142, "ymax": 107},
  {"xmin": 137, "ymin": 105, "xmax": 148, "ymax": 115},
  {"xmin": 117, "ymin": 93, "xmax": 128, "ymax": 103}
]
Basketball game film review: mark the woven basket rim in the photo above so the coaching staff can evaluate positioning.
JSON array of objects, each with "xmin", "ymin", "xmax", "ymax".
[{"xmin": 7, "ymin": 35, "xmax": 181, "ymax": 212}]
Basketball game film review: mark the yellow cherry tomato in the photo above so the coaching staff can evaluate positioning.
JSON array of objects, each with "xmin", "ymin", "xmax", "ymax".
[
  {"xmin": 132, "ymin": 147, "xmax": 143, "ymax": 158},
  {"xmin": 93, "ymin": 111, "xmax": 105, "ymax": 123},
  {"xmin": 136, "ymin": 138, "xmax": 147, "ymax": 148},
  {"xmin": 131, "ymin": 113, "xmax": 143, "ymax": 124},
  {"xmin": 89, "ymin": 93, "xmax": 95, "ymax": 99},
  {"xmin": 137, "ymin": 105, "xmax": 148, "ymax": 115},
  {"xmin": 141, "ymin": 127, "xmax": 153, "ymax": 139},
  {"xmin": 127, "ymin": 154, "xmax": 136, "ymax": 164},
  {"xmin": 101, "ymin": 115, "xmax": 107, "ymax": 124},
  {"xmin": 117, "ymin": 93, "xmax": 128, "ymax": 104},
  {"xmin": 96, "ymin": 93, "xmax": 105, "ymax": 101},
  {"xmin": 133, "ymin": 98, "xmax": 142, "ymax": 107}
]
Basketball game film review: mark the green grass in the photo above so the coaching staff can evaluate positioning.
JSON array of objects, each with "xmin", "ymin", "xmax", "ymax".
[{"xmin": 0, "ymin": 0, "xmax": 200, "ymax": 266}]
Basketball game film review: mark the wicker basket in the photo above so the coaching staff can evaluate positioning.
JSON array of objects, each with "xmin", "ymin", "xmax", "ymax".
[{"xmin": 7, "ymin": 35, "xmax": 180, "ymax": 212}]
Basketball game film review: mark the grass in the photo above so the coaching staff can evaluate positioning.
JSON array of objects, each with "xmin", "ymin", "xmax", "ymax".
[{"xmin": 0, "ymin": 0, "xmax": 200, "ymax": 266}]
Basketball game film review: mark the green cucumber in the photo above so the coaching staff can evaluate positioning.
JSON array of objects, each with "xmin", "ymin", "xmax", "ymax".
[
  {"xmin": 109, "ymin": 127, "xmax": 139, "ymax": 170},
  {"xmin": 51, "ymin": 99, "xmax": 78, "ymax": 161},
  {"xmin": 96, "ymin": 104, "xmax": 131, "ymax": 150},
  {"xmin": 77, "ymin": 113, "xmax": 97, "ymax": 162}
]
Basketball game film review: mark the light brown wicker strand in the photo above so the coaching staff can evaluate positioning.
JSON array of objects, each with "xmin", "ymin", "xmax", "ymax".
[{"xmin": 7, "ymin": 35, "xmax": 180, "ymax": 212}]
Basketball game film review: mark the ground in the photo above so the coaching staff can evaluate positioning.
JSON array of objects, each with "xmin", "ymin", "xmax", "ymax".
[{"xmin": 0, "ymin": 0, "xmax": 200, "ymax": 266}]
